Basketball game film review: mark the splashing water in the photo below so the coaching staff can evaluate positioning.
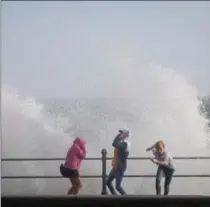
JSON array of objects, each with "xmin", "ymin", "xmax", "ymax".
[{"xmin": 2, "ymin": 57, "xmax": 210, "ymax": 195}]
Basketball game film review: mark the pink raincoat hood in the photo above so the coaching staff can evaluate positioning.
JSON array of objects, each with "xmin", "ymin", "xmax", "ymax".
[{"xmin": 73, "ymin": 137, "xmax": 86, "ymax": 149}]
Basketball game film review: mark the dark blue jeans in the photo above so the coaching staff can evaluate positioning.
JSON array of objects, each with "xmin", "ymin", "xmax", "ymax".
[
  {"xmin": 156, "ymin": 166, "xmax": 174, "ymax": 195},
  {"xmin": 106, "ymin": 168, "xmax": 126, "ymax": 195}
]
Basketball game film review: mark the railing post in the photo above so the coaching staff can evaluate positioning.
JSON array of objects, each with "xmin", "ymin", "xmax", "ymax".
[{"xmin": 101, "ymin": 148, "xmax": 108, "ymax": 195}]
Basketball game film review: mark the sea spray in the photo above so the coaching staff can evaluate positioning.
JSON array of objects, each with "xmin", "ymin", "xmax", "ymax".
[{"xmin": 2, "ymin": 43, "xmax": 210, "ymax": 195}]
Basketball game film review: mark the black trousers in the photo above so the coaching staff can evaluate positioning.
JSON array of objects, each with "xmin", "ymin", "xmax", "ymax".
[{"xmin": 155, "ymin": 166, "xmax": 174, "ymax": 195}]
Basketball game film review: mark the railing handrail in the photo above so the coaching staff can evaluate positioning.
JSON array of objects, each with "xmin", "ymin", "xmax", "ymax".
[
  {"xmin": 2, "ymin": 149, "xmax": 210, "ymax": 195},
  {"xmin": 2, "ymin": 156, "xmax": 210, "ymax": 161}
]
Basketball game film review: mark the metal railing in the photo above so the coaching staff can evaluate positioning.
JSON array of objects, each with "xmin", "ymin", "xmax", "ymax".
[{"xmin": 2, "ymin": 149, "xmax": 210, "ymax": 195}]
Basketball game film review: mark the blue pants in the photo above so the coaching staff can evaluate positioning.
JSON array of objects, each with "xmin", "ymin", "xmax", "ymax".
[{"xmin": 106, "ymin": 168, "xmax": 126, "ymax": 195}]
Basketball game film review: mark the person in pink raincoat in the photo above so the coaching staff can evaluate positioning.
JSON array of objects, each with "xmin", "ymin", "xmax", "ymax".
[{"xmin": 60, "ymin": 137, "xmax": 86, "ymax": 195}]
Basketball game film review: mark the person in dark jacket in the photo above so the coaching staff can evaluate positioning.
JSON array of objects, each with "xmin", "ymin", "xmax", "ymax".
[{"xmin": 106, "ymin": 129, "xmax": 131, "ymax": 195}]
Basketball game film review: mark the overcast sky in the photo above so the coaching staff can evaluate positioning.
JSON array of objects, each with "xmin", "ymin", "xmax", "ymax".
[{"xmin": 2, "ymin": 1, "xmax": 210, "ymax": 98}]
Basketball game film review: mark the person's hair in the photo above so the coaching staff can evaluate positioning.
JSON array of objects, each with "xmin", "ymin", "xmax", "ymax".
[{"xmin": 155, "ymin": 140, "xmax": 165, "ymax": 150}]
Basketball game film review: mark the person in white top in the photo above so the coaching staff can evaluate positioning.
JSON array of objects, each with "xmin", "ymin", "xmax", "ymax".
[{"xmin": 146, "ymin": 140, "xmax": 175, "ymax": 195}]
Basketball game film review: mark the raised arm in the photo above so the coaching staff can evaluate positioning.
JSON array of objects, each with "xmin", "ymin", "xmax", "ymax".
[
  {"xmin": 112, "ymin": 135, "xmax": 127, "ymax": 150},
  {"xmin": 146, "ymin": 144, "xmax": 155, "ymax": 151}
]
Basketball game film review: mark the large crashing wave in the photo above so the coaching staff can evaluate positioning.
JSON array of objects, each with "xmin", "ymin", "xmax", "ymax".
[{"xmin": 2, "ymin": 61, "xmax": 210, "ymax": 195}]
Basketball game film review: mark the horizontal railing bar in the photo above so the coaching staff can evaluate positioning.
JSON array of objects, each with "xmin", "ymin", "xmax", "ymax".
[
  {"xmin": 2, "ymin": 174, "xmax": 210, "ymax": 179},
  {"xmin": 1, "ymin": 158, "xmax": 101, "ymax": 161},
  {"xmin": 129, "ymin": 157, "xmax": 210, "ymax": 160},
  {"xmin": 2, "ymin": 175, "xmax": 101, "ymax": 179},
  {"xmin": 2, "ymin": 156, "xmax": 210, "ymax": 161}
]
